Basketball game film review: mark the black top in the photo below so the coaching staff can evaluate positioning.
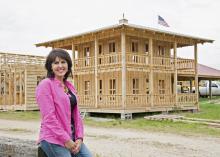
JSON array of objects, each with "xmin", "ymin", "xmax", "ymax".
[{"xmin": 67, "ymin": 89, "xmax": 77, "ymax": 140}]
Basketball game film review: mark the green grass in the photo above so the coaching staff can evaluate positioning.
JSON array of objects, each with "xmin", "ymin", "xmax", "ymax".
[
  {"xmin": 0, "ymin": 111, "xmax": 40, "ymax": 121},
  {"xmin": 1, "ymin": 98, "xmax": 220, "ymax": 137},
  {"xmin": 84, "ymin": 116, "xmax": 220, "ymax": 137},
  {"xmin": 182, "ymin": 97, "xmax": 220, "ymax": 120}
]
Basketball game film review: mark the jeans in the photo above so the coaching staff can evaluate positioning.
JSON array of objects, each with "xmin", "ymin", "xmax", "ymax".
[{"xmin": 40, "ymin": 140, "xmax": 92, "ymax": 157}]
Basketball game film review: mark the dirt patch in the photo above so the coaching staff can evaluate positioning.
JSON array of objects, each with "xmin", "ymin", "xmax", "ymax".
[{"xmin": 0, "ymin": 119, "xmax": 220, "ymax": 157}]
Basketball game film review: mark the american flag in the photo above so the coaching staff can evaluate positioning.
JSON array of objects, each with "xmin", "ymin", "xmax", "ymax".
[{"xmin": 158, "ymin": 15, "xmax": 169, "ymax": 27}]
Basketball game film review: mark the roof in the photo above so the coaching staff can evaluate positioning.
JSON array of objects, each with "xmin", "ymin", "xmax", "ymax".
[
  {"xmin": 198, "ymin": 64, "xmax": 220, "ymax": 80},
  {"xmin": 35, "ymin": 19, "xmax": 214, "ymax": 48}
]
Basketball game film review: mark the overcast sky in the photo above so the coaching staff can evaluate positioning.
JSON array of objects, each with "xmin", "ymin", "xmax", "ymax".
[{"xmin": 0, "ymin": 0, "xmax": 219, "ymax": 69}]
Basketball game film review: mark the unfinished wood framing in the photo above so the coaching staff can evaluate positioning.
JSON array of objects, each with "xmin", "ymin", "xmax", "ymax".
[
  {"xmin": 36, "ymin": 19, "xmax": 213, "ymax": 114},
  {"xmin": 0, "ymin": 52, "xmax": 46, "ymax": 110}
]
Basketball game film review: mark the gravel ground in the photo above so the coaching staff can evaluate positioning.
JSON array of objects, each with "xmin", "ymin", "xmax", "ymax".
[{"xmin": 0, "ymin": 119, "xmax": 220, "ymax": 157}]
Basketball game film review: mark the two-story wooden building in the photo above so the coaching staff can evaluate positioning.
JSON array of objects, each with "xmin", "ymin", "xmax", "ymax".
[{"xmin": 36, "ymin": 19, "xmax": 213, "ymax": 118}]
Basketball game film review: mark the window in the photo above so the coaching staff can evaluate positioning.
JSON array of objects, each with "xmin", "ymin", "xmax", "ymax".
[
  {"xmin": 109, "ymin": 79, "xmax": 116, "ymax": 95},
  {"xmin": 132, "ymin": 78, "xmax": 139, "ymax": 94},
  {"xmin": 99, "ymin": 80, "xmax": 102, "ymax": 94},
  {"xmin": 99, "ymin": 45, "xmax": 102, "ymax": 65},
  {"xmin": 131, "ymin": 41, "xmax": 138, "ymax": 63},
  {"xmin": 159, "ymin": 80, "xmax": 165, "ymax": 94},
  {"xmin": 84, "ymin": 81, "xmax": 90, "ymax": 95},
  {"xmin": 158, "ymin": 46, "xmax": 165, "ymax": 65},
  {"xmin": 109, "ymin": 42, "xmax": 116, "ymax": 53},
  {"xmin": 84, "ymin": 47, "xmax": 90, "ymax": 66},
  {"xmin": 109, "ymin": 42, "xmax": 117, "ymax": 63},
  {"xmin": 158, "ymin": 46, "xmax": 165, "ymax": 56},
  {"xmin": 99, "ymin": 80, "xmax": 102, "ymax": 101},
  {"xmin": 131, "ymin": 41, "xmax": 138, "ymax": 52},
  {"xmin": 109, "ymin": 79, "xmax": 116, "ymax": 101},
  {"xmin": 145, "ymin": 43, "xmax": 149, "ymax": 54},
  {"xmin": 146, "ymin": 79, "xmax": 149, "ymax": 94},
  {"xmin": 99, "ymin": 45, "xmax": 102, "ymax": 55}
]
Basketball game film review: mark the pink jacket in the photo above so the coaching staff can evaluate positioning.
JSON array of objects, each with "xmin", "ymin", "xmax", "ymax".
[{"xmin": 36, "ymin": 78, "xmax": 84, "ymax": 146}]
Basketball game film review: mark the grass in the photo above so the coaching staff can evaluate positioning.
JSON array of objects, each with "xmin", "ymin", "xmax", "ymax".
[
  {"xmin": 0, "ymin": 111, "xmax": 40, "ymax": 121},
  {"xmin": 181, "ymin": 97, "xmax": 220, "ymax": 120},
  {"xmin": 0, "ymin": 97, "xmax": 220, "ymax": 137},
  {"xmin": 85, "ymin": 116, "xmax": 220, "ymax": 137}
]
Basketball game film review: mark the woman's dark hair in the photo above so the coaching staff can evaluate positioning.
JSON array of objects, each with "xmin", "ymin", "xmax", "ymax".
[{"xmin": 45, "ymin": 48, "xmax": 72, "ymax": 81}]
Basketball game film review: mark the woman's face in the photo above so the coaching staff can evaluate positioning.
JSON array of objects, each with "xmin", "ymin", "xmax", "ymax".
[{"xmin": 51, "ymin": 57, "xmax": 68, "ymax": 81}]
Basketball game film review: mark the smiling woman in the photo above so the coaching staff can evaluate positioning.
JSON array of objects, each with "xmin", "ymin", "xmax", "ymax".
[{"xmin": 36, "ymin": 49, "xmax": 92, "ymax": 157}]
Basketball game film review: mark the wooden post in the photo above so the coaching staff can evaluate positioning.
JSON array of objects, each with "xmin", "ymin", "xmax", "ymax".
[
  {"xmin": 13, "ymin": 72, "xmax": 16, "ymax": 105},
  {"xmin": 24, "ymin": 69, "xmax": 27, "ymax": 108},
  {"xmin": 209, "ymin": 80, "xmax": 212, "ymax": 99},
  {"xmin": 194, "ymin": 44, "xmax": 199, "ymax": 110},
  {"xmin": 149, "ymin": 38, "xmax": 154, "ymax": 107},
  {"xmin": 190, "ymin": 80, "xmax": 192, "ymax": 93},
  {"xmin": 173, "ymin": 42, "xmax": 178, "ymax": 106},
  {"xmin": 72, "ymin": 43, "xmax": 75, "ymax": 85},
  {"xmin": 19, "ymin": 71, "xmax": 22, "ymax": 105},
  {"xmin": 121, "ymin": 30, "xmax": 126, "ymax": 109},
  {"xmin": 94, "ymin": 37, "xmax": 98, "ymax": 108}
]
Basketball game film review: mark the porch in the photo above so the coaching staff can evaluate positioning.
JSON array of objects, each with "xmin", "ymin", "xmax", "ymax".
[{"xmin": 78, "ymin": 93, "xmax": 197, "ymax": 113}]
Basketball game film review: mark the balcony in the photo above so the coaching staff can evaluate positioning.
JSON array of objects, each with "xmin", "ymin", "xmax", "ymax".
[{"xmin": 73, "ymin": 53, "xmax": 195, "ymax": 72}]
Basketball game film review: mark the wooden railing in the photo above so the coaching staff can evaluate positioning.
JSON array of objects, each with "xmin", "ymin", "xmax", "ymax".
[
  {"xmin": 153, "ymin": 94, "xmax": 175, "ymax": 106},
  {"xmin": 153, "ymin": 57, "xmax": 173, "ymax": 68},
  {"xmin": 78, "ymin": 95, "xmax": 95, "ymax": 108},
  {"xmin": 126, "ymin": 94, "xmax": 150, "ymax": 108},
  {"xmin": 78, "ymin": 94, "xmax": 196, "ymax": 109},
  {"xmin": 126, "ymin": 53, "xmax": 149, "ymax": 66},
  {"xmin": 98, "ymin": 53, "xmax": 121, "ymax": 67},
  {"xmin": 97, "ymin": 95, "xmax": 122, "ymax": 108},
  {"xmin": 177, "ymin": 58, "xmax": 194, "ymax": 70},
  {"xmin": 74, "ymin": 57, "xmax": 95, "ymax": 70},
  {"xmin": 177, "ymin": 93, "xmax": 196, "ymax": 105},
  {"xmin": 73, "ymin": 53, "xmax": 195, "ymax": 72}
]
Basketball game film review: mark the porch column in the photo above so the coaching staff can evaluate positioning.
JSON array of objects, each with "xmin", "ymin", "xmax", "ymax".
[
  {"xmin": 71, "ymin": 43, "xmax": 75, "ymax": 85},
  {"xmin": 121, "ymin": 30, "xmax": 126, "ymax": 109},
  {"xmin": 173, "ymin": 42, "xmax": 178, "ymax": 106},
  {"xmin": 194, "ymin": 43, "xmax": 199, "ymax": 110},
  {"xmin": 209, "ymin": 80, "xmax": 212, "ymax": 99},
  {"xmin": 149, "ymin": 38, "xmax": 154, "ymax": 107},
  {"xmin": 95, "ymin": 37, "xmax": 98, "ymax": 108},
  {"xmin": 190, "ymin": 80, "xmax": 193, "ymax": 93}
]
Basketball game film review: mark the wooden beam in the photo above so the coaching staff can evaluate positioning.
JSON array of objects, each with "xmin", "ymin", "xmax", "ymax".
[
  {"xmin": 173, "ymin": 42, "xmax": 178, "ymax": 106},
  {"xmin": 149, "ymin": 38, "xmax": 154, "ymax": 107},
  {"xmin": 94, "ymin": 37, "xmax": 98, "ymax": 108},
  {"xmin": 194, "ymin": 44, "xmax": 199, "ymax": 110},
  {"xmin": 121, "ymin": 30, "xmax": 126, "ymax": 109}
]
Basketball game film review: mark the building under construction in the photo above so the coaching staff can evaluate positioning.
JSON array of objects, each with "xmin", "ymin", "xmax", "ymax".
[{"xmin": 0, "ymin": 52, "xmax": 46, "ymax": 110}]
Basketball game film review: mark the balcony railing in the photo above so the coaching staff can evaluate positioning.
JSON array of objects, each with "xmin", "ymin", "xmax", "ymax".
[
  {"xmin": 153, "ymin": 57, "xmax": 173, "ymax": 69},
  {"xmin": 74, "ymin": 57, "xmax": 95, "ymax": 70},
  {"xmin": 98, "ymin": 53, "xmax": 121, "ymax": 67},
  {"xmin": 73, "ymin": 53, "xmax": 195, "ymax": 71},
  {"xmin": 177, "ymin": 58, "xmax": 194, "ymax": 70},
  {"xmin": 126, "ymin": 53, "xmax": 149, "ymax": 66}
]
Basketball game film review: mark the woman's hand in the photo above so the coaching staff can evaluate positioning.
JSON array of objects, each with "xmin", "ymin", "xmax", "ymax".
[
  {"xmin": 64, "ymin": 140, "xmax": 76, "ymax": 150},
  {"xmin": 71, "ymin": 139, "xmax": 82, "ymax": 154}
]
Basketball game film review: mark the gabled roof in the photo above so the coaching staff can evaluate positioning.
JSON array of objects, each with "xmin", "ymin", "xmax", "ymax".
[
  {"xmin": 35, "ymin": 19, "xmax": 214, "ymax": 48},
  {"xmin": 198, "ymin": 64, "xmax": 220, "ymax": 80}
]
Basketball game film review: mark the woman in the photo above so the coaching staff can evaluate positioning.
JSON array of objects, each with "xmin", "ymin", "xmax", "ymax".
[{"xmin": 36, "ymin": 49, "xmax": 92, "ymax": 157}]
